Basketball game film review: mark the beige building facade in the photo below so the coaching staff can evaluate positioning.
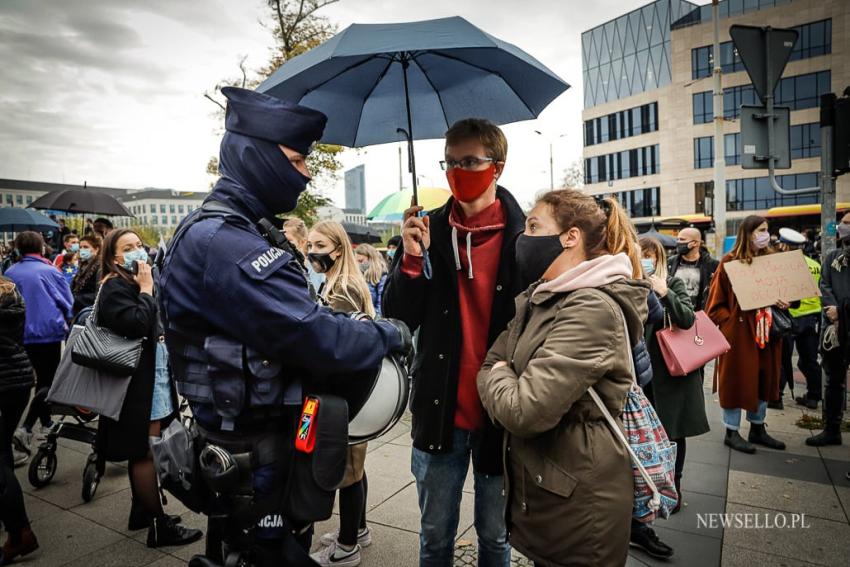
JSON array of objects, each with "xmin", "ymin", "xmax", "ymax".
[{"xmin": 581, "ymin": 0, "xmax": 850, "ymax": 234}]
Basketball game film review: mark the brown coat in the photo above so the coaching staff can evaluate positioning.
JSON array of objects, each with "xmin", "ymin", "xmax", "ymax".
[
  {"xmin": 705, "ymin": 255, "xmax": 782, "ymax": 412},
  {"xmin": 477, "ymin": 279, "xmax": 649, "ymax": 567}
]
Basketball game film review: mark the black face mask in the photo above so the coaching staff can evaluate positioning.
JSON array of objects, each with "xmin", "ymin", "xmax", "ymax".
[
  {"xmin": 308, "ymin": 252, "xmax": 335, "ymax": 274},
  {"xmin": 676, "ymin": 243, "xmax": 692, "ymax": 256},
  {"xmin": 515, "ymin": 233, "xmax": 565, "ymax": 288}
]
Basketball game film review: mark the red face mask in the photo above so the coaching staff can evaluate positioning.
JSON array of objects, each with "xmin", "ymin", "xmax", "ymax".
[{"xmin": 446, "ymin": 163, "xmax": 496, "ymax": 203}]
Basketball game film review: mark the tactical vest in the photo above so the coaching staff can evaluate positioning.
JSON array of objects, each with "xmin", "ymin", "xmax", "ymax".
[
  {"xmin": 789, "ymin": 255, "xmax": 822, "ymax": 318},
  {"xmin": 160, "ymin": 202, "xmax": 308, "ymax": 431}
]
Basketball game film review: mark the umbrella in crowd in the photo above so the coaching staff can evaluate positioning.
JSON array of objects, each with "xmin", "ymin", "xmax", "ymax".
[
  {"xmin": 258, "ymin": 16, "xmax": 569, "ymax": 204},
  {"xmin": 29, "ymin": 189, "xmax": 133, "ymax": 216},
  {"xmin": 343, "ymin": 222, "xmax": 382, "ymax": 245},
  {"xmin": 640, "ymin": 229, "xmax": 677, "ymax": 248},
  {"xmin": 367, "ymin": 187, "xmax": 451, "ymax": 222},
  {"xmin": 0, "ymin": 208, "xmax": 59, "ymax": 232}
]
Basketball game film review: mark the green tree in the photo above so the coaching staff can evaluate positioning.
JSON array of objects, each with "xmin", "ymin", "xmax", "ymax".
[{"xmin": 205, "ymin": 0, "xmax": 343, "ymax": 211}]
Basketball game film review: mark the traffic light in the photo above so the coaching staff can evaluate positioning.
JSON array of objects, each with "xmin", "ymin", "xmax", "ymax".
[{"xmin": 834, "ymin": 93, "xmax": 850, "ymax": 176}]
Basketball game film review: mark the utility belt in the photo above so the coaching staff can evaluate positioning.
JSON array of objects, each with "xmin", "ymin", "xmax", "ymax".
[{"xmin": 153, "ymin": 395, "xmax": 349, "ymax": 532}]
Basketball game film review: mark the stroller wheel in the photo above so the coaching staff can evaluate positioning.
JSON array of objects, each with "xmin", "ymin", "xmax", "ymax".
[
  {"xmin": 28, "ymin": 448, "xmax": 57, "ymax": 488},
  {"xmin": 81, "ymin": 455, "xmax": 100, "ymax": 502}
]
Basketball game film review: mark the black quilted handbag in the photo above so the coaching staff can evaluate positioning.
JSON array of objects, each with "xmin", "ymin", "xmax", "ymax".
[{"xmin": 71, "ymin": 283, "xmax": 144, "ymax": 376}]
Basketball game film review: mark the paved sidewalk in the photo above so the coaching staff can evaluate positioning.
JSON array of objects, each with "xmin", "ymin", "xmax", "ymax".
[{"xmin": 7, "ymin": 372, "xmax": 850, "ymax": 567}]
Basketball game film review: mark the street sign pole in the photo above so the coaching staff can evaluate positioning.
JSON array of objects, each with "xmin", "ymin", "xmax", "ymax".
[
  {"xmin": 711, "ymin": 0, "xmax": 726, "ymax": 256},
  {"xmin": 821, "ymin": 93, "xmax": 837, "ymax": 257}
]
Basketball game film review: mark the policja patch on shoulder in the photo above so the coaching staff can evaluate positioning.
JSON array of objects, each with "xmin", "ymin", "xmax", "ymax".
[{"xmin": 237, "ymin": 244, "xmax": 292, "ymax": 280}]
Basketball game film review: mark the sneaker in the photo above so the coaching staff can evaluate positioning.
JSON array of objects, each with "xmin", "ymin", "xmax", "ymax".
[
  {"xmin": 319, "ymin": 527, "xmax": 372, "ymax": 548},
  {"xmin": 629, "ymin": 525, "xmax": 673, "ymax": 559},
  {"xmin": 13, "ymin": 448, "xmax": 29, "ymax": 468},
  {"xmin": 311, "ymin": 541, "xmax": 361, "ymax": 567},
  {"xmin": 146, "ymin": 516, "xmax": 202, "ymax": 548}
]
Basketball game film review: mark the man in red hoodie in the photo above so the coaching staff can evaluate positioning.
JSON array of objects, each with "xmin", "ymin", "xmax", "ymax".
[{"xmin": 383, "ymin": 119, "xmax": 526, "ymax": 567}]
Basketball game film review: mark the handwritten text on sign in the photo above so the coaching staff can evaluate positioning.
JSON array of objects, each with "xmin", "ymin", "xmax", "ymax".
[{"xmin": 724, "ymin": 250, "xmax": 820, "ymax": 311}]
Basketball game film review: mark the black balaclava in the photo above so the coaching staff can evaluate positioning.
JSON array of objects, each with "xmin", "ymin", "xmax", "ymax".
[{"xmin": 214, "ymin": 131, "xmax": 310, "ymax": 219}]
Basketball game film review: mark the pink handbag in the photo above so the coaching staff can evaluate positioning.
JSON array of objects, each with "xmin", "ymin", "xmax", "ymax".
[{"xmin": 656, "ymin": 310, "xmax": 731, "ymax": 377}]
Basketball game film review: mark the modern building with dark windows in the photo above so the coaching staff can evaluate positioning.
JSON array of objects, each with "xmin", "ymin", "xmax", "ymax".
[{"xmin": 581, "ymin": 0, "xmax": 849, "ymax": 233}]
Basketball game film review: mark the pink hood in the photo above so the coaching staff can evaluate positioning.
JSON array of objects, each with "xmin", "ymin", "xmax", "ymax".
[{"xmin": 533, "ymin": 253, "xmax": 633, "ymax": 296}]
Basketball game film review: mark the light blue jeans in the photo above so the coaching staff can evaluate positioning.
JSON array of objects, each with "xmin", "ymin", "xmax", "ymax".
[
  {"xmin": 411, "ymin": 428, "xmax": 510, "ymax": 567},
  {"xmin": 722, "ymin": 401, "xmax": 767, "ymax": 431}
]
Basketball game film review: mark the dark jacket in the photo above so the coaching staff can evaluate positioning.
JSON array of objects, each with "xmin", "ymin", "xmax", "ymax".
[
  {"xmin": 821, "ymin": 248, "xmax": 850, "ymax": 309},
  {"xmin": 96, "ymin": 276, "xmax": 162, "ymax": 461},
  {"xmin": 645, "ymin": 277, "xmax": 710, "ymax": 440},
  {"xmin": 0, "ymin": 278, "xmax": 35, "ymax": 394},
  {"xmin": 668, "ymin": 247, "xmax": 719, "ymax": 311},
  {"xmin": 71, "ymin": 259, "xmax": 100, "ymax": 314},
  {"xmin": 382, "ymin": 187, "xmax": 526, "ymax": 474}
]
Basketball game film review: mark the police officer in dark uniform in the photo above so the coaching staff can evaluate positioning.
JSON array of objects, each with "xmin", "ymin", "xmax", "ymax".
[{"xmin": 159, "ymin": 87, "xmax": 411, "ymax": 566}]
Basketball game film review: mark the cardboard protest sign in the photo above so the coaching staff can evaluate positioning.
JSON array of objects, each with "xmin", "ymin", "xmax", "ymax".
[{"xmin": 724, "ymin": 250, "xmax": 821, "ymax": 311}]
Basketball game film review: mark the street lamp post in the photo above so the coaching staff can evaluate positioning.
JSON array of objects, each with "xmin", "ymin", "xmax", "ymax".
[{"xmin": 535, "ymin": 130, "xmax": 566, "ymax": 191}]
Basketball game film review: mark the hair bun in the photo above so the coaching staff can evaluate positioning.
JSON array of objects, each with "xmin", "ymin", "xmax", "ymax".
[{"xmin": 593, "ymin": 195, "xmax": 613, "ymax": 217}]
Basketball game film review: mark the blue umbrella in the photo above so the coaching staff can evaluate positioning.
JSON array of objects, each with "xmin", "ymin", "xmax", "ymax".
[
  {"xmin": 0, "ymin": 207, "xmax": 59, "ymax": 232},
  {"xmin": 258, "ymin": 16, "xmax": 569, "ymax": 204}
]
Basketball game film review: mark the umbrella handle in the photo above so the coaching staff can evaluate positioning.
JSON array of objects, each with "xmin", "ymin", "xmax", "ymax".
[{"xmin": 397, "ymin": 126, "xmax": 418, "ymax": 207}]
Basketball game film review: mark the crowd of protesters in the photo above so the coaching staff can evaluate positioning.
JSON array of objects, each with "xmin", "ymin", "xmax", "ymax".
[{"xmin": 0, "ymin": 118, "xmax": 848, "ymax": 567}]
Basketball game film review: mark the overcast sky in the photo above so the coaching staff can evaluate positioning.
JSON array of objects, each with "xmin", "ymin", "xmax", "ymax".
[{"xmin": 0, "ymin": 0, "xmax": 664, "ymax": 211}]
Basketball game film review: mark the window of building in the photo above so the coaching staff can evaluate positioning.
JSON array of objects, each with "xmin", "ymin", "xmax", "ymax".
[
  {"xmin": 162, "ymin": 215, "xmax": 167, "ymax": 225},
  {"xmin": 16, "ymin": 195, "xmax": 22, "ymax": 205},
  {"xmin": 602, "ymin": 187, "xmax": 660, "ymax": 218},
  {"xmin": 790, "ymin": 122, "xmax": 820, "ymax": 159},
  {"xmin": 178, "ymin": 205, "xmax": 185, "ymax": 214},
  {"xmin": 726, "ymin": 172, "xmax": 819, "ymax": 211},
  {"xmin": 169, "ymin": 204, "xmax": 175, "ymax": 213},
  {"xmin": 789, "ymin": 19, "xmax": 831, "ymax": 62},
  {"xmin": 691, "ymin": 19, "xmax": 830, "ymax": 79},
  {"xmin": 160, "ymin": 204, "xmax": 166, "ymax": 213},
  {"xmin": 171, "ymin": 215, "xmax": 177, "ymax": 225},
  {"xmin": 692, "ymin": 91, "xmax": 712, "ymax": 124},
  {"xmin": 150, "ymin": 204, "xmax": 156, "ymax": 213},
  {"xmin": 584, "ymin": 144, "xmax": 659, "ymax": 183},
  {"xmin": 584, "ymin": 102, "xmax": 659, "ymax": 146},
  {"xmin": 694, "ymin": 136, "xmax": 713, "ymax": 169},
  {"xmin": 152, "ymin": 216, "xmax": 158, "ymax": 225},
  {"xmin": 693, "ymin": 71, "xmax": 830, "ymax": 123},
  {"xmin": 25, "ymin": 195, "xmax": 33, "ymax": 205},
  {"xmin": 725, "ymin": 133, "xmax": 741, "ymax": 165}
]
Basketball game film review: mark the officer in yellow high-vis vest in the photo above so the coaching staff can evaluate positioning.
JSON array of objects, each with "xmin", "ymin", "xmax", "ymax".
[{"xmin": 775, "ymin": 228, "xmax": 822, "ymax": 410}]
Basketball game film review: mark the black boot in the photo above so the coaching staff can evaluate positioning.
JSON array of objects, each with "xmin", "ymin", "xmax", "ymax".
[
  {"xmin": 767, "ymin": 399, "xmax": 784, "ymax": 410},
  {"xmin": 671, "ymin": 476, "xmax": 683, "ymax": 515},
  {"xmin": 128, "ymin": 499, "xmax": 183, "ymax": 531},
  {"xmin": 795, "ymin": 396, "xmax": 819, "ymax": 410},
  {"xmin": 146, "ymin": 515, "xmax": 202, "ymax": 548},
  {"xmin": 806, "ymin": 428, "xmax": 842, "ymax": 447},
  {"xmin": 724, "ymin": 429, "xmax": 756, "ymax": 454},
  {"xmin": 748, "ymin": 423, "xmax": 786, "ymax": 450},
  {"xmin": 630, "ymin": 523, "xmax": 674, "ymax": 559}
]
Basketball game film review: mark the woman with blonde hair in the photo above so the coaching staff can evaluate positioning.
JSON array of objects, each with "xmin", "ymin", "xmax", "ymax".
[
  {"xmin": 354, "ymin": 244, "xmax": 388, "ymax": 317},
  {"xmin": 307, "ymin": 220, "xmax": 374, "ymax": 566},
  {"xmin": 283, "ymin": 217, "xmax": 324, "ymax": 293}
]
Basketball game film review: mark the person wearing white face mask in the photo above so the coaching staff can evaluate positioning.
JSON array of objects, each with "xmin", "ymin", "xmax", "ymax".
[
  {"xmin": 95, "ymin": 229, "xmax": 202, "ymax": 548},
  {"xmin": 71, "ymin": 234, "xmax": 102, "ymax": 314},
  {"xmin": 705, "ymin": 216, "xmax": 789, "ymax": 454}
]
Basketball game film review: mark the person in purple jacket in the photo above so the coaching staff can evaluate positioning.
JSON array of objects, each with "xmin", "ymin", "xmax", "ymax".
[{"xmin": 5, "ymin": 231, "xmax": 73, "ymax": 450}]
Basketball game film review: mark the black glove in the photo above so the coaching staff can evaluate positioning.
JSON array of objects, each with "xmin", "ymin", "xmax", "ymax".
[{"xmin": 377, "ymin": 318, "xmax": 413, "ymax": 358}]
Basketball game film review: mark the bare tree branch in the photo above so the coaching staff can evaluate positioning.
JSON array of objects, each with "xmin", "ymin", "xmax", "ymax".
[
  {"xmin": 238, "ymin": 55, "xmax": 249, "ymax": 88},
  {"xmin": 203, "ymin": 92, "xmax": 226, "ymax": 111}
]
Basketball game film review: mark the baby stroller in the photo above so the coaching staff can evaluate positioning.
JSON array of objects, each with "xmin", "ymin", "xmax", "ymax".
[{"xmin": 27, "ymin": 306, "xmax": 106, "ymax": 502}]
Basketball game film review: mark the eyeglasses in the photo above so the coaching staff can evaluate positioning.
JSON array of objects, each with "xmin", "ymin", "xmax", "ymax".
[{"xmin": 439, "ymin": 156, "xmax": 496, "ymax": 171}]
